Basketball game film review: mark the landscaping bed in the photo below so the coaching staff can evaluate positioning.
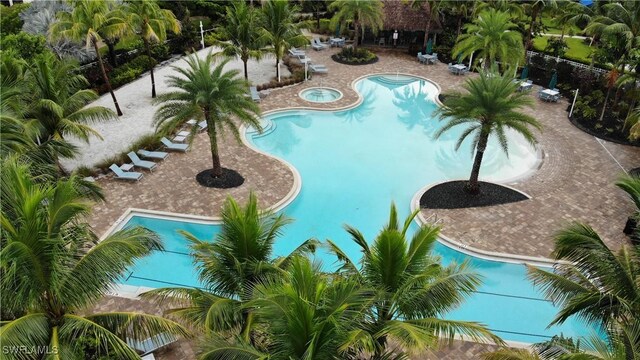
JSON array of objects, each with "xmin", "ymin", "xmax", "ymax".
[
  {"xmin": 569, "ymin": 115, "xmax": 640, "ymax": 147},
  {"xmin": 332, "ymin": 47, "xmax": 378, "ymax": 65},
  {"xmin": 420, "ymin": 181, "xmax": 528, "ymax": 209}
]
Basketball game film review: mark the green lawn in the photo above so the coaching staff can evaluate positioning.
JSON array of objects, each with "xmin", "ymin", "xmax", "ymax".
[
  {"xmin": 540, "ymin": 16, "xmax": 582, "ymax": 36},
  {"xmin": 532, "ymin": 36, "xmax": 594, "ymax": 64}
]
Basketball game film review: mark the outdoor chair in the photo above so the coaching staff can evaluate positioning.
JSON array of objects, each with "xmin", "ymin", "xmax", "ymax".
[
  {"xmin": 127, "ymin": 152, "xmax": 157, "ymax": 171},
  {"xmin": 310, "ymin": 64, "xmax": 328, "ymax": 74},
  {"xmin": 109, "ymin": 164, "xmax": 143, "ymax": 181},
  {"xmin": 137, "ymin": 149, "xmax": 168, "ymax": 160},
  {"xmin": 160, "ymin": 137, "xmax": 189, "ymax": 152},
  {"xmin": 250, "ymin": 86, "xmax": 261, "ymax": 102}
]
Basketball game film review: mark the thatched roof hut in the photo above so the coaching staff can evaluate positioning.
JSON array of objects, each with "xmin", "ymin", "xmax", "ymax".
[{"xmin": 382, "ymin": 0, "xmax": 439, "ymax": 32}]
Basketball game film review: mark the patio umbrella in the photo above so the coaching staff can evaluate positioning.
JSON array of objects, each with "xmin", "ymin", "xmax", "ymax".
[
  {"xmin": 548, "ymin": 72, "xmax": 558, "ymax": 89},
  {"xmin": 426, "ymin": 39, "xmax": 433, "ymax": 55},
  {"xmin": 335, "ymin": 24, "xmax": 340, "ymax": 37},
  {"xmin": 521, "ymin": 66, "xmax": 529, "ymax": 79}
]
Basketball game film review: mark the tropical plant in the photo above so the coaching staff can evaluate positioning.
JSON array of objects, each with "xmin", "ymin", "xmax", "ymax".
[
  {"xmin": 527, "ymin": 223, "xmax": 640, "ymax": 331},
  {"xmin": 522, "ymin": 0, "xmax": 558, "ymax": 52},
  {"xmin": 434, "ymin": 68, "xmax": 541, "ymax": 194},
  {"xmin": 553, "ymin": 0, "xmax": 585, "ymax": 41},
  {"xmin": 24, "ymin": 53, "xmax": 116, "ymax": 164},
  {"xmin": 327, "ymin": 204, "xmax": 502, "ymax": 359},
  {"xmin": 329, "ymin": 0, "xmax": 384, "ymax": 49},
  {"xmin": 213, "ymin": 1, "xmax": 264, "ymax": 81},
  {"xmin": 0, "ymin": 159, "xmax": 189, "ymax": 359},
  {"xmin": 198, "ymin": 256, "xmax": 367, "ymax": 360},
  {"xmin": 453, "ymin": 9, "xmax": 525, "ymax": 69},
  {"xmin": 153, "ymin": 52, "xmax": 261, "ymax": 179},
  {"xmin": 410, "ymin": 0, "xmax": 443, "ymax": 51},
  {"xmin": 260, "ymin": 0, "xmax": 308, "ymax": 81},
  {"xmin": 446, "ymin": 0, "xmax": 472, "ymax": 37},
  {"xmin": 616, "ymin": 174, "xmax": 640, "ymax": 237},
  {"xmin": 599, "ymin": 68, "xmax": 620, "ymax": 122},
  {"xmin": 472, "ymin": 0, "xmax": 524, "ymax": 19},
  {"xmin": 625, "ymin": 105, "xmax": 640, "ymax": 141},
  {"xmin": 50, "ymin": 0, "xmax": 128, "ymax": 116},
  {"xmin": 585, "ymin": 1, "xmax": 640, "ymax": 62},
  {"xmin": 142, "ymin": 194, "xmax": 318, "ymax": 341},
  {"xmin": 121, "ymin": 0, "xmax": 181, "ymax": 98}
]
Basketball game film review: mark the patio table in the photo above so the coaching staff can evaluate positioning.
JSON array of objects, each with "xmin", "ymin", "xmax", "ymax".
[
  {"xmin": 451, "ymin": 64, "xmax": 467, "ymax": 75},
  {"xmin": 540, "ymin": 89, "xmax": 560, "ymax": 102},
  {"xmin": 518, "ymin": 82, "xmax": 533, "ymax": 92},
  {"xmin": 329, "ymin": 38, "xmax": 345, "ymax": 47}
]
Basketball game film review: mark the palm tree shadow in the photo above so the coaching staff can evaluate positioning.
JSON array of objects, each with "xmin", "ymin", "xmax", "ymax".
[
  {"xmin": 392, "ymin": 82, "xmax": 439, "ymax": 134},
  {"xmin": 336, "ymin": 87, "xmax": 376, "ymax": 124},
  {"xmin": 259, "ymin": 113, "xmax": 313, "ymax": 155}
]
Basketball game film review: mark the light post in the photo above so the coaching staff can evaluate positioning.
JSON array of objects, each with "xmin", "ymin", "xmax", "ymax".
[
  {"xmin": 199, "ymin": 21, "xmax": 205, "ymax": 49},
  {"xmin": 569, "ymin": 89, "xmax": 579, "ymax": 118}
]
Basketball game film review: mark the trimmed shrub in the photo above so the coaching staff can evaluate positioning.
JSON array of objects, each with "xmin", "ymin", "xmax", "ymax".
[
  {"xmin": 332, "ymin": 47, "xmax": 378, "ymax": 65},
  {"xmin": 0, "ymin": 32, "xmax": 48, "ymax": 60},
  {"xmin": 0, "ymin": 3, "xmax": 30, "ymax": 35}
]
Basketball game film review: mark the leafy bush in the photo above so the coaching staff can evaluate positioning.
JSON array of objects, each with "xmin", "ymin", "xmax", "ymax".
[
  {"xmin": 110, "ymin": 55, "xmax": 156, "ymax": 88},
  {"xmin": 0, "ymin": 3, "xmax": 30, "ymax": 35},
  {"xmin": 0, "ymin": 32, "xmax": 48, "ymax": 59},
  {"xmin": 332, "ymin": 47, "xmax": 378, "ymax": 65},
  {"xmin": 299, "ymin": 18, "xmax": 333, "ymax": 35},
  {"xmin": 150, "ymin": 43, "xmax": 171, "ymax": 61},
  {"xmin": 544, "ymin": 38, "xmax": 567, "ymax": 58}
]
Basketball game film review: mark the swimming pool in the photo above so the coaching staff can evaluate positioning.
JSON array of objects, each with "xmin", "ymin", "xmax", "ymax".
[{"xmin": 116, "ymin": 75, "xmax": 593, "ymax": 344}]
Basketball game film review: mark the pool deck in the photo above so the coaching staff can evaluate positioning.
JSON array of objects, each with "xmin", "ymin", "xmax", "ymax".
[{"xmin": 86, "ymin": 47, "xmax": 639, "ymax": 358}]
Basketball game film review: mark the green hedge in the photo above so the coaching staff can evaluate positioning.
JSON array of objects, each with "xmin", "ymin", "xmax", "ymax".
[
  {"xmin": 111, "ymin": 55, "xmax": 157, "ymax": 88},
  {"xmin": 0, "ymin": 32, "xmax": 49, "ymax": 60}
]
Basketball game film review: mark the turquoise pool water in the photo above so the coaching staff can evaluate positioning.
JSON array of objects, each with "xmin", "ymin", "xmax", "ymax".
[{"xmin": 121, "ymin": 75, "xmax": 593, "ymax": 343}]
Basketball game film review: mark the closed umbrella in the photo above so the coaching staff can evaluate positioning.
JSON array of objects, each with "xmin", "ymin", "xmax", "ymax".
[
  {"xmin": 549, "ymin": 72, "xmax": 558, "ymax": 89},
  {"xmin": 426, "ymin": 38, "xmax": 433, "ymax": 55},
  {"xmin": 335, "ymin": 24, "xmax": 340, "ymax": 37},
  {"xmin": 521, "ymin": 66, "xmax": 529, "ymax": 80}
]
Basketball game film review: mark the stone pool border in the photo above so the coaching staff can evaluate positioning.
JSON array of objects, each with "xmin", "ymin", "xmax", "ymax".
[{"xmin": 298, "ymin": 86, "xmax": 344, "ymax": 103}]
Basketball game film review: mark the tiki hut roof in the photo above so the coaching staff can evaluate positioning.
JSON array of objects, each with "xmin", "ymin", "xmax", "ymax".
[{"xmin": 382, "ymin": 0, "xmax": 439, "ymax": 32}]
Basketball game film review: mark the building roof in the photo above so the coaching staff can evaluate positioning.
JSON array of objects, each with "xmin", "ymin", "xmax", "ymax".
[{"xmin": 382, "ymin": 0, "xmax": 439, "ymax": 32}]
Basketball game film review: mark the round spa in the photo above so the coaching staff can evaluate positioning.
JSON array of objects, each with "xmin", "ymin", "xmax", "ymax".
[{"xmin": 299, "ymin": 87, "xmax": 342, "ymax": 103}]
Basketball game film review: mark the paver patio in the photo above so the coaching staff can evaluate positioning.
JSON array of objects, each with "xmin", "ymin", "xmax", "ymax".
[{"xmin": 86, "ymin": 46, "xmax": 639, "ymax": 358}]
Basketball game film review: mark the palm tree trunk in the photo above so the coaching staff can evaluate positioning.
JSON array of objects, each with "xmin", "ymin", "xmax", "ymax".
[
  {"xmin": 242, "ymin": 56, "xmax": 249, "ymax": 80},
  {"xmin": 525, "ymin": 9, "xmax": 539, "ymax": 52},
  {"xmin": 143, "ymin": 38, "xmax": 157, "ymax": 98},
  {"xmin": 93, "ymin": 40, "xmax": 123, "ymax": 116},
  {"xmin": 106, "ymin": 40, "xmax": 117, "ymax": 66},
  {"xmin": 205, "ymin": 111, "xmax": 222, "ymax": 178},
  {"xmin": 275, "ymin": 56, "xmax": 280, "ymax": 81},
  {"xmin": 423, "ymin": 17, "xmax": 432, "ymax": 52},
  {"xmin": 353, "ymin": 21, "xmax": 360, "ymax": 49},
  {"xmin": 467, "ymin": 131, "xmax": 489, "ymax": 194},
  {"xmin": 456, "ymin": 16, "xmax": 462, "ymax": 38},
  {"xmin": 600, "ymin": 87, "xmax": 612, "ymax": 122}
]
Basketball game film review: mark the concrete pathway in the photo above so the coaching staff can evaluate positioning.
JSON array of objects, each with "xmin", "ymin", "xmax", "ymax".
[{"xmin": 60, "ymin": 46, "xmax": 290, "ymax": 171}]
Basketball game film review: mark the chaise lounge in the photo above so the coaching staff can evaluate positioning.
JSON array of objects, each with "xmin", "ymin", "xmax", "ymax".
[
  {"xmin": 109, "ymin": 164, "xmax": 143, "ymax": 181},
  {"xmin": 138, "ymin": 149, "xmax": 169, "ymax": 160},
  {"xmin": 127, "ymin": 152, "xmax": 157, "ymax": 171},
  {"xmin": 161, "ymin": 137, "xmax": 189, "ymax": 152}
]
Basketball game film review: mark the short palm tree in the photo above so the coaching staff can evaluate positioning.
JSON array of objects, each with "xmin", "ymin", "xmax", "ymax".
[
  {"xmin": 122, "ymin": 0, "xmax": 181, "ymax": 98},
  {"xmin": 585, "ymin": 1, "xmax": 640, "ymax": 61},
  {"xmin": 50, "ymin": 0, "xmax": 128, "ymax": 116},
  {"xmin": 453, "ymin": 9, "xmax": 525, "ymax": 69},
  {"xmin": 213, "ymin": 1, "xmax": 264, "ymax": 81},
  {"xmin": 25, "ymin": 53, "xmax": 116, "ymax": 163},
  {"xmin": 0, "ymin": 159, "xmax": 189, "ymax": 359},
  {"xmin": 328, "ymin": 204, "xmax": 502, "ymax": 359},
  {"xmin": 522, "ymin": 0, "xmax": 557, "ymax": 51},
  {"xmin": 435, "ymin": 69, "xmax": 541, "ymax": 194},
  {"xmin": 260, "ymin": 0, "xmax": 308, "ymax": 81},
  {"xmin": 199, "ymin": 256, "xmax": 368, "ymax": 360},
  {"xmin": 153, "ymin": 52, "xmax": 261, "ymax": 180},
  {"xmin": 143, "ymin": 194, "xmax": 318, "ymax": 342},
  {"xmin": 329, "ymin": 0, "xmax": 384, "ymax": 49},
  {"xmin": 527, "ymin": 223, "xmax": 640, "ymax": 330}
]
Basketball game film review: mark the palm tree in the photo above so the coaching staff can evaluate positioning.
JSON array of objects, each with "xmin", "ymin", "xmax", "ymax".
[
  {"xmin": 472, "ymin": 0, "xmax": 524, "ymax": 19},
  {"xmin": 585, "ymin": 1, "xmax": 640, "ymax": 63},
  {"xmin": 329, "ymin": 0, "xmax": 384, "ymax": 49},
  {"xmin": 143, "ymin": 194, "xmax": 318, "ymax": 342},
  {"xmin": 213, "ymin": 1, "xmax": 264, "ymax": 81},
  {"xmin": 617, "ymin": 174, "xmax": 640, "ymax": 239},
  {"xmin": 553, "ymin": 0, "xmax": 585, "ymax": 41},
  {"xmin": 24, "ymin": 53, "xmax": 116, "ymax": 164},
  {"xmin": 122, "ymin": 0, "xmax": 181, "ymax": 98},
  {"xmin": 153, "ymin": 53, "xmax": 261, "ymax": 180},
  {"xmin": 434, "ymin": 69, "xmax": 541, "ymax": 194},
  {"xmin": 0, "ymin": 159, "xmax": 189, "ymax": 359},
  {"xmin": 625, "ymin": 105, "xmax": 640, "ymax": 141},
  {"xmin": 327, "ymin": 204, "xmax": 502, "ymax": 359},
  {"xmin": 50, "ymin": 0, "xmax": 128, "ymax": 116},
  {"xmin": 198, "ymin": 256, "xmax": 367, "ymax": 360},
  {"xmin": 260, "ymin": 0, "xmax": 308, "ymax": 81},
  {"xmin": 599, "ymin": 68, "xmax": 620, "ymax": 122},
  {"xmin": 453, "ymin": 9, "xmax": 524, "ymax": 69},
  {"xmin": 410, "ymin": 0, "xmax": 442, "ymax": 52},
  {"xmin": 447, "ymin": 0, "xmax": 472, "ymax": 38},
  {"xmin": 522, "ymin": 0, "xmax": 558, "ymax": 52},
  {"xmin": 527, "ymin": 223, "xmax": 640, "ymax": 331}
]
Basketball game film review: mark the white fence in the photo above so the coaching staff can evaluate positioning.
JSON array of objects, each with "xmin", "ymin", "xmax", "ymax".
[{"xmin": 526, "ymin": 50, "xmax": 608, "ymax": 75}]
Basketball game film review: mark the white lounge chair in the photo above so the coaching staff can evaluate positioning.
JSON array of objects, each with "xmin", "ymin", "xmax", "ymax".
[
  {"xmin": 288, "ymin": 47, "xmax": 305, "ymax": 57},
  {"xmin": 126, "ymin": 332, "xmax": 177, "ymax": 356},
  {"xmin": 127, "ymin": 152, "xmax": 157, "ymax": 171},
  {"xmin": 161, "ymin": 137, "xmax": 189, "ymax": 152},
  {"xmin": 137, "ymin": 149, "xmax": 168, "ymax": 160},
  {"xmin": 250, "ymin": 86, "xmax": 261, "ymax": 102},
  {"xmin": 310, "ymin": 64, "xmax": 328, "ymax": 74},
  {"xmin": 109, "ymin": 164, "xmax": 143, "ymax": 181},
  {"xmin": 311, "ymin": 38, "xmax": 328, "ymax": 51}
]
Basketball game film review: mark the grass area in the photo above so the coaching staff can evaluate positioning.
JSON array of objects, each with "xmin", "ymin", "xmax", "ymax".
[
  {"xmin": 540, "ymin": 16, "xmax": 582, "ymax": 36},
  {"xmin": 532, "ymin": 36, "xmax": 594, "ymax": 64}
]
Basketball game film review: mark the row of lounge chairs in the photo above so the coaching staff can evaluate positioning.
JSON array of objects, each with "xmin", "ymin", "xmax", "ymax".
[{"xmin": 288, "ymin": 47, "xmax": 329, "ymax": 74}]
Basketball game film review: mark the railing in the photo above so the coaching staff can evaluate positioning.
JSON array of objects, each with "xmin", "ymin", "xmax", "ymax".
[{"xmin": 526, "ymin": 50, "xmax": 608, "ymax": 75}]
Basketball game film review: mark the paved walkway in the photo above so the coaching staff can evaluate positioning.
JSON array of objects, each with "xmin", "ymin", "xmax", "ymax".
[{"xmin": 61, "ymin": 46, "xmax": 290, "ymax": 170}]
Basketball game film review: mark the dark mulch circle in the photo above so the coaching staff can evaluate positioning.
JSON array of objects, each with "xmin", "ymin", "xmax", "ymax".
[
  {"xmin": 331, "ymin": 54, "xmax": 379, "ymax": 66},
  {"xmin": 568, "ymin": 115, "xmax": 640, "ymax": 147},
  {"xmin": 420, "ymin": 180, "xmax": 529, "ymax": 209},
  {"xmin": 196, "ymin": 168, "xmax": 244, "ymax": 189}
]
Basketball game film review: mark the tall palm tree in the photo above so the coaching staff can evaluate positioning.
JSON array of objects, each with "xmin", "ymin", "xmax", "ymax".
[
  {"xmin": 522, "ymin": 0, "xmax": 558, "ymax": 52},
  {"xmin": 50, "ymin": 0, "xmax": 128, "ymax": 116},
  {"xmin": 153, "ymin": 53, "xmax": 261, "ymax": 180},
  {"xmin": 122, "ymin": 0, "xmax": 181, "ymax": 98},
  {"xmin": 585, "ymin": 1, "xmax": 640, "ymax": 63},
  {"xmin": 527, "ymin": 223, "xmax": 640, "ymax": 330},
  {"xmin": 435, "ymin": 69, "xmax": 541, "ymax": 194},
  {"xmin": 0, "ymin": 159, "xmax": 189, "ymax": 359},
  {"xmin": 327, "ymin": 204, "xmax": 502, "ymax": 359},
  {"xmin": 213, "ymin": 1, "xmax": 264, "ymax": 81},
  {"xmin": 410, "ymin": 0, "xmax": 442, "ymax": 52},
  {"xmin": 24, "ymin": 53, "xmax": 116, "ymax": 164},
  {"xmin": 599, "ymin": 68, "xmax": 620, "ymax": 122},
  {"xmin": 260, "ymin": 0, "xmax": 308, "ymax": 81},
  {"xmin": 453, "ymin": 9, "xmax": 524, "ymax": 69},
  {"xmin": 143, "ymin": 194, "xmax": 318, "ymax": 342},
  {"xmin": 198, "ymin": 256, "xmax": 367, "ymax": 360},
  {"xmin": 329, "ymin": 0, "xmax": 384, "ymax": 49},
  {"xmin": 553, "ymin": 0, "xmax": 585, "ymax": 41}
]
